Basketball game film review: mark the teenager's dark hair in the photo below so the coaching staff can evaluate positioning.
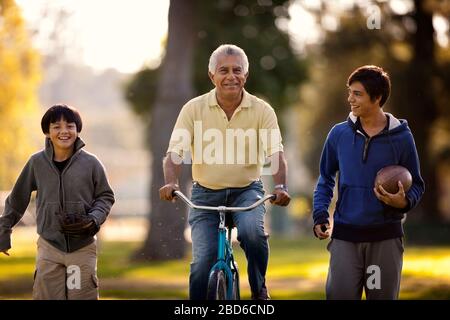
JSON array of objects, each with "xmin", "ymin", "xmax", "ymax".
[
  {"xmin": 347, "ymin": 65, "xmax": 391, "ymax": 107},
  {"xmin": 41, "ymin": 104, "xmax": 83, "ymax": 134}
]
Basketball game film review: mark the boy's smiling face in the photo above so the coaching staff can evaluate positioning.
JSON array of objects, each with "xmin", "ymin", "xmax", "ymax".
[
  {"xmin": 46, "ymin": 118, "xmax": 78, "ymax": 153},
  {"xmin": 347, "ymin": 81, "xmax": 381, "ymax": 118}
]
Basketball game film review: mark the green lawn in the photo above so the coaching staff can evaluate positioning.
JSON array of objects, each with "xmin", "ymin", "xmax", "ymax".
[{"xmin": 1, "ymin": 232, "xmax": 450, "ymax": 299}]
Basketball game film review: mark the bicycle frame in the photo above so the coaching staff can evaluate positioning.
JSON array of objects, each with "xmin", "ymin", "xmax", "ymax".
[{"xmin": 173, "ymin": 190, "xmax": 276, "ymax": 299}]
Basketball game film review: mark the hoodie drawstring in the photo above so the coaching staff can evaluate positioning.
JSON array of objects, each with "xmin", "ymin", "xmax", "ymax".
[{"xmin": 387, "ymin": 131, "xmax": 399, "ymax": 164}]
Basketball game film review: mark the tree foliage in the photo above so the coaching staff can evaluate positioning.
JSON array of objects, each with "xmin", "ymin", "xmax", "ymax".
[
  {"xmin": 298, "ymin": 0, "xmax": 450, "ymax": 221},
  {"xmin": 0, "ymin": 0, "xmax": 41, "ymax": 189},
  {"xmin": 125, "ymin": 0, "xmax": 308, "ymax": 260},
  {"xmin": 125, "ymin": 0, "xmax": 307, "ymax": 119}
]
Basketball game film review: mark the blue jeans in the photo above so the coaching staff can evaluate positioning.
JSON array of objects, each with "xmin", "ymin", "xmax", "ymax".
[{"xmin": 188, "ymin": 180, "xmax": 269, "ymax": 300}]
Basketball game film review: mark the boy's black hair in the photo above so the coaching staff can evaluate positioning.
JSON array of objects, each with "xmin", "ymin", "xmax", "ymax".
[
  {"xmin": 41, "ymin": 104, "xmax": 83, "ymax": 134},
  {"xmin": 347, "ymin": 65, "xmax": 391, "ymax": 107}
]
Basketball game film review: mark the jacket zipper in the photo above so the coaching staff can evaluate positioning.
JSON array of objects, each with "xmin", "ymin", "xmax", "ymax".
[
  {"xmin": 363, "ymin": 136, "xmax": 371, "ymax": 163},
  {"xmin": 48, "ymin": 160, "xmax": 70, "ymax": 252},
  {"xmin": 59, "ymin": 172, "xmax": 71, "ymax": 252},
  {"xmin": 358, "ymin": 129, "xmax": 388, "ymax": 163},
  {"xmin": 53, "ymin": 152, "xmax": 78, "ymax": 253},
  {"xmin": 60, "ymin": 157, "xmax": 75, "ymax": 253}
]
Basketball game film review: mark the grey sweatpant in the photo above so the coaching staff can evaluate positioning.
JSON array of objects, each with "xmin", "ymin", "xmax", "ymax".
[{"xmin": 326, "ymin": 238, "xmax": 404, "ymax": 300}]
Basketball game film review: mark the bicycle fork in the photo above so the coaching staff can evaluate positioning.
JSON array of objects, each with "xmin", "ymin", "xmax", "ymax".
[{"xmin": 210, "ymin": 210, "xmax": 236, "ymax": 299}]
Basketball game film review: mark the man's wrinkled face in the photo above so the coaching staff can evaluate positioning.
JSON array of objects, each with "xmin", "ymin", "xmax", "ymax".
[{"xmin": 209, "ymin": 54, "xmax": 248, "ymax": 98}]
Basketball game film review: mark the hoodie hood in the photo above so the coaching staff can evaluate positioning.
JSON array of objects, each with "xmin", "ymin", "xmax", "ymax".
[
  {"xmin": 346, "ymin": 112, "xmax": 410, "ymax": 163},
  {"xmin": 44, "ymin": 136, "xmax": 86, "ymax": 162},
  {"xmin": 347, "ymin": 112, "xmax": 406, "ymax": 133}
]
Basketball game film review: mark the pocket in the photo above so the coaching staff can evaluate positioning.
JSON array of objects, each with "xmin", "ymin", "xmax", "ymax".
[
  {"xmin": 37, "ymin": 202, "xmax": 60, "ymax": 235},
  {"xmin": 250, "ymin": 180, "xmax": 265, "ymax": 195},
  {"xmin": 190, "ymin": 185, "xmax": 220, "ymax": 206},
  {"xmin": 337, "ymin": 186, "xmax": 384, "ymax": 224},
  {"xmin": 91, "ymin": 274, "xmax": 99, "ymax": 288},
  {"xmin": 64, "ymin": 201, "xmax": 87, "ymax": 215},
  {"xmin": 396, "ymin": 237, "xmax": 405, "ymax": 254},
  {"xmin": 326, "ymin": 239, "xmax": 334, "ymax": 252}
]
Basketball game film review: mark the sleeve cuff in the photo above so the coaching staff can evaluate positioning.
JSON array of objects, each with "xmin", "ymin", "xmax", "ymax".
[
  {"xmin": 0, "ymin": 232, "xmax": 12, "ymax": 252},
  {"xmin": 88, "ymin": 213, "xmax": 101, "ymax": 227}
]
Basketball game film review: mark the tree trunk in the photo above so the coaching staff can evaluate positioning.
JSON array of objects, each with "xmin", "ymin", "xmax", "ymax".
[
  {"xmin": 401, "ymin": 0, "xmax": 439, "ymax": 220},
  {"xmin": 133, "ymin": 0, "xmax": 195, "ymax": 260}
]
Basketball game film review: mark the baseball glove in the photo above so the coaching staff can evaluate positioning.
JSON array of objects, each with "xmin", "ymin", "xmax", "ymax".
[{"xmin": 59, "ymin": 213, "xmax": 98, "ymax": 237}]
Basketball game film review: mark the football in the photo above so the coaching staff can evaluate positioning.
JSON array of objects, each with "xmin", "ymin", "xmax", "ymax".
[{"xmin": 374, "ymin": 165, "xmax": 412, "ymax": 194}]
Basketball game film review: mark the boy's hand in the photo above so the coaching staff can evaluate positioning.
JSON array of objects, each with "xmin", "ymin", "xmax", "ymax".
[
  {"xmin": 314, "ymin": 224, "xmax": 330, "ymax": 240},
  {"xmin": 374, "ymin": 181, "xmax": 408, "ymax": 209},
  {"xmin": 60, "ymin": 214, "xmax": 98, "ymax": 236},
  {"xmin": 1, "ymin": 250, "xmax": 10, "ymax": 256}
]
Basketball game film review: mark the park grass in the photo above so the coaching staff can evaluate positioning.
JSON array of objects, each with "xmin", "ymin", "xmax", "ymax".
[{"xmin": 1, "ymin": 230, "xmax": 450, "ymax": 299}]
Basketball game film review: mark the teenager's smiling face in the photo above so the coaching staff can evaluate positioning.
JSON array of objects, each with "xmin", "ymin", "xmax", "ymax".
[
  {"xmin": 46, "ymin": 118, "xmax": 78, "ymax": 152},
  {"xmin": 347, "ymin": 81, "xmax": 381, "ymax": 118}
]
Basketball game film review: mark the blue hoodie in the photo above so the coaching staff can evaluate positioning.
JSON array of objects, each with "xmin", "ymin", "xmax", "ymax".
[{"xmin": 313, "ymin": 113, "xmax": 425, "ymax": 242}]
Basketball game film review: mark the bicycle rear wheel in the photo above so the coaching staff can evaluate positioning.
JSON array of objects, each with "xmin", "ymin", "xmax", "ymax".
[{"xmin": 207, "ymin": 269, "xmax": 227, "ymax": 300}]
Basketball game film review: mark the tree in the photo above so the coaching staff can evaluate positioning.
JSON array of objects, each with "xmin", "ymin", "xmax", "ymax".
[
  {"xmin": 298, "ymin": 0, "xmax": 450, "ymax": 221},
  {"xmin": 394, "ymin": 0, "xmax": 439, "ymax": 221},
  {"xmin": 130, "ymin": 0, "xmax": 195, "ymax": 260},
  {"xmin": 125, "ymin": 0, "xmax": 307, "ymax": 260},
  {"xmin": 0, "ymin": 0, "xmax": 41, "ymax": 189}
]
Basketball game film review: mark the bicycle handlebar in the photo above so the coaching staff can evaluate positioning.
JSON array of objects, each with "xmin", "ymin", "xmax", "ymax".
[{"xmin": 172, "ymin": 190, "xmax": 276, "ymax": 212}]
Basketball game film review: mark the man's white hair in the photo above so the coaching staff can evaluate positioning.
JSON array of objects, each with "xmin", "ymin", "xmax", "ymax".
[{"xmin": 208, "ymin": 44, "xmax": 249, "ymax": 75}]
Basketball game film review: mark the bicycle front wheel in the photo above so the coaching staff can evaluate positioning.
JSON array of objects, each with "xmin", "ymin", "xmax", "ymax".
[{"xmin": 206, "ymin": 269, "xmax": 227, "ymax": 300}]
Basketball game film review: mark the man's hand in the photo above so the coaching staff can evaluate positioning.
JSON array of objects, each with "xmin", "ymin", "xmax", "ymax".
[
  {"xmin": 1, "ymin": 250, "xmax": 9, "ymax": 256},
  {"xmin": 314, "ymin": 223, "xmax": 330, "ymax": 240},
  {"xmin": 374, "ymin": 181, "xmax": 408, "ymax": 209},
  {"xmin": 270, "ymin": 189, "xmax": 291, "ymax": 206},
  {"xmin": 159, "ymin": 183, "xmax": 180, "ymax": 202}
]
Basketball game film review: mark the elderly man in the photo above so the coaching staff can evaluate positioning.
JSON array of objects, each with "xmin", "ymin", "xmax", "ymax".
[{"xmin": 160, "ymin": 44, "xmax": 290, "ymax": 300}]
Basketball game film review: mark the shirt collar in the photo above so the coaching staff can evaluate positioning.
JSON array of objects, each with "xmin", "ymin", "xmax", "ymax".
[{"xmin": 208, "ymin": 88, "xmax": 251, "ymax": 109}]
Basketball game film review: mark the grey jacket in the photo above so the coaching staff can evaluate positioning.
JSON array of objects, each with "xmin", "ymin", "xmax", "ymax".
[{"xmin": 0, "ymin": 137, "xmax": 115, "ymax": 253}]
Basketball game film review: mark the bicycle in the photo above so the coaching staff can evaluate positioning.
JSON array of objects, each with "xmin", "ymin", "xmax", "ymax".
[{"xmin": 173, "ymin": 190, "xmax": 276, "ymax": 300}]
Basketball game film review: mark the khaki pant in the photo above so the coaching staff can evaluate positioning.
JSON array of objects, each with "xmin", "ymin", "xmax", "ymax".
[
  {"xmin": 326, "ymin": 238, "xmax": 404, "ymax": 300},
  {"xmin": 33, "ymin": 237, "xmax": 99, "ymax": 300}
]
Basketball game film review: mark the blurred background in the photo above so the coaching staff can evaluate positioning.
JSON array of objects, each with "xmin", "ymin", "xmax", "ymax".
[{"xmin": 0, "ymin": 0, "xmax": 449, "ymax": 299}]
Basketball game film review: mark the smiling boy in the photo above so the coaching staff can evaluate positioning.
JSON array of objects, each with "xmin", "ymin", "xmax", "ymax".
[
  {"xmin": 0, "ymin": 104, "xmax": 115, "ymax": 299},
  {"xmin": 312, "ymin": 66, "xmax": 424, "ymax": 299}
]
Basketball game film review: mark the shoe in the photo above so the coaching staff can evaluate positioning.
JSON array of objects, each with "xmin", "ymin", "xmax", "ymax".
[{"xmin": 251, "ymin": 284, "xmax": 271, "ymax": 300}]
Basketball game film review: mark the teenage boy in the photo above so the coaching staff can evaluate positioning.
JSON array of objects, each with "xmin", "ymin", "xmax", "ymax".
[{"xmin": 313, "ymin": 65, "xmax": 424, "ymax": 299}]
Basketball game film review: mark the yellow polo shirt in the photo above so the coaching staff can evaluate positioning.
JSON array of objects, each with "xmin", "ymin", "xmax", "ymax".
[{"xmin": 167, "ymin": 88, "xmax": 284, "ymax": 189}]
